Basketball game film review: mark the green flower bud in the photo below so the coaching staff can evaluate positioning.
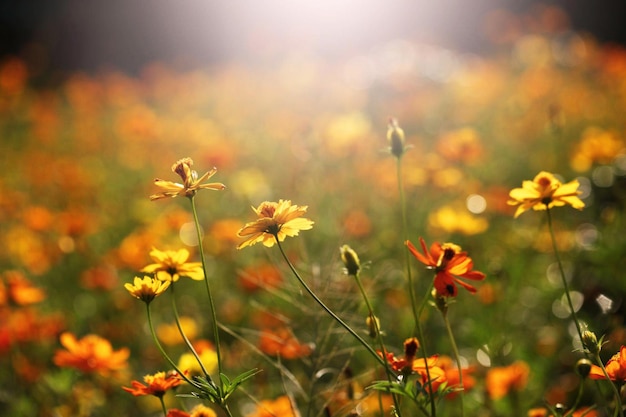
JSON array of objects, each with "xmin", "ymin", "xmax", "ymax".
[
  {"xmin": 575, "ymin": 358, "xmax": 593, "ymax": 379},
  {"xmin": 340, "ymin": 245, "xmax": 361, "ymax": 276}
]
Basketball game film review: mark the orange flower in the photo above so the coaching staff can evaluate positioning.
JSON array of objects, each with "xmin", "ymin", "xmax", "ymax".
[
  {"xmin": 246, "ymin": 395, "xmax": 297, "ymax": 417},
  {"xmin": 486, "ymin": 361, "xmax": 530, "ymax": 400},
  {"xmin": 589, "ymin": 345, "xmax": 626, "ymax": 381},
  {"xmin": 406, "ymin": 237, "xmax": 486, "ymax": 297},
  {"xmin": 258, "ymin": 327, "xmax": 312, "ymax": 359},
  {"xmin": 237, "ymin": 263, "xmax": 283, "ymax": 292},
  {"xmin": 508, "ymin": 171, "xmax": 585, "ymax": 218},
  {"xmin": 236, "ymin": 200, "xmax": 314, "ymax": 249},
  {"xmin": 379, "ymin": 340, "xmax": 447, "ymax": 391},
  {"xmin": 437, "ymin": 355, "xmax": 476, "ymax": 398},
  {"xmin": 528, "ymin": 407, "xmax": 597, "ymax": 417},
  {"xmin": 3, "ymin": 270, "xmax": 46, "ymax": 305},
  {"xmin": 53, "ymin": 332, "xmax": 129, "ymax": 376},
  {"xmin": 124, "ymin": 275, "xmax": 170, "ymax": 304},
  {"xmin": 122, "ymin": 371, "xmax": 183, "ymax": 397},
  {"xmin": 141, "ymin": 248, "xmax": 204, "ymax": 282},
  {"xmin": 150, "ymin": 157, "xmax": 226, "ymax": 200}
]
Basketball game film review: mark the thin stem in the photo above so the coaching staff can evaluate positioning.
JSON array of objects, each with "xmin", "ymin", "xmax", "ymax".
[
  {"xmin": 169, "ymin": 281, "xmax": 212, "ymax": 379},
  {"xmin": 353, "ymin": 270, "xmax": 403, "ymax": 416},
  {"xmin": 441, "ymin": 309, "xmax": 465, "ymax": 417},
  {"xmin": 189, "ymin": 196, "xmax": 224, "ymax": 379},
  {"xmin": 594, "ymin": 352, "xmax": 624, "ymax": 417},
  {"xmin": 158, "ymin": 396, "xmax": 168, "ymax": 417},
  {"xmin": 275, "ymin": 237, "xmax": 386, "ymax": 368},
  {"xmin": 145, "ymin": 302, "xmax": 198, "ymax": 388},
  {"xmin": 546, "ymin": 208, "xmax": 584, "ymax": 346},
  {"xmin": 396, "ymin": 156, "xmax": 436, "ymax": 417}
]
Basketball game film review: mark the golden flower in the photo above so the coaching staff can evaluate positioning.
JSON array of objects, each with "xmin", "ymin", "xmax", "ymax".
[
  {"xmin": 122, "ymin": 371, "xmax": 183, "ymax": 397},
  {"xmin": 141, "ymin": 248, "xmax": 204, "ymax": 282},
  {"xmin": 246, "ymin": 395, "xmax": 297, "ymax": 417},
  {"xmin": 508, "ymin": 171, "xmax": 585, "ymax": 218},
  {"xmin": 157, "ymin": 316, "xmax": 198, "ymax": 346},
  {"xmin": 177, "ymin": 340, "xmax": 217, "ymax": 376},
  {"xmin": 150, "ymin": 157, "xmax": 225, "ymax": 200},
  {"xmin": 236, "ymin": 200, "xmax": 314, "ymax": 249},
  {"xmin": 53, "ymin": 332, "xmax": 129, "ymax": 376},
  {"xmin": 124, "ymin": 276, "xmax": 170, "ymax": 304}
]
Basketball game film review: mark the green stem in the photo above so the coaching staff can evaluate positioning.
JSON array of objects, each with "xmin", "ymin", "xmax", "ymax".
[
  {"xmin": 353, "ymin": 270, "xmax": 403, "ymax": 416},
  {"xmin": 546, "ymin": 208, "xmax": 584, "ymax": 346},
  {"xmin": 275, "ymin": 237, "xmax": 386, "ymax": 368},
  {"xmin": 594, "ymin": 352, "xmax": 624, "ymax": 417},
  {"xmin": 441, "ymin": 309, "xmax": 465, "ymax": 417},
  {"xmin": 396, "ymin": 156, "xmax": 436, "ymax": 417},
  {"xmin": 189, "ymin": 196, "xmax": 224, "ymax": 380},
  {"xmin": 169, "ymin": 282, "xmax": 212, "ymax": 380},
  {"xmin": 145, "ymin": 303, "xmax": 198, "ymax": 388},
  {"xmin": 158, "ymin": 396, "xmax": 168, "ymax": 417}
]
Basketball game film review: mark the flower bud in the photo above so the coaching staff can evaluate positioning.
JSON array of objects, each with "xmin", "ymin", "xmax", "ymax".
[
  {"xmin": 340, "ymin": 245, "xmax": 361, "ymax": 276},
  {"xmin": 582, "ymin": 330, "xmax": 600, "ymax": 354},
  {"xmin": 575, "ymin": 358, "xmax": 592, "ymax": 379},
  {"xmin": 387, "ymin": 118, "xmax": 406, "ymax": 158},
  {"xmin": 366, "ymin": 314, "xmax": 380, "ymax": 339},
  {"xmin": 403, "ymin": 337, "xmax": 420, "ymax": 363}
]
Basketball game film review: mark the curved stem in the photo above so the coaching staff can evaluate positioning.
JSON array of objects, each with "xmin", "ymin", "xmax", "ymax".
[
  {"xmin": 145, "ymin": 303, "xmax": 198, "ymax": 388},
  {"xmin": 397, "ymin": 156, "xmax": 436, "ymax": 417},
  {"xmin": 189, "ymin": 196, "xmax": 224, "ymax": 380},
  {"xmin": 441, "ymin": 309, "xmax": 465, "ymax": 417},
  {"xmin": 275, "ymin": 237, "xmax": 386, "ymax": 368},
  {"xmin": 546, "ymin": 209, "xmax": 584, "ymax": 345},
  {"xmin": 169, "ymin": 282, "xmax": 213, "ymax": 380},
  {"xmin": 353, "ymin": 270, "xmax": 403, "ymax": 416}
]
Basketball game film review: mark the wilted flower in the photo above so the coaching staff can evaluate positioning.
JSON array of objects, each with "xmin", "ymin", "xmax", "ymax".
[
  {"xmin": 124, "ymin": 275, "xmax": 170, "ymax": 304},
  {"xmin": 236, "ymin": 200, "xmax": 314, "ymax": 249},
  {"xmin": 150, "ymin": 157, "xmax": 225, "ymax": 200},
  {"xmin": 53, "ymin": 332, "xmax": 129, "ymax": 376},
  {"xmin": 122, "ymin": 371, "xmax": 183, "ymax": 397},
  {"xmin": 406, "ymin": 237, "xmax": 486, "ymax": 297},
  {"xmin": 141, "ymin": 248, "xmax": 204, "ymax": 282},
  {"xmin": 507, "ymin": 171, "xmax": 585, "ymax": 218}
]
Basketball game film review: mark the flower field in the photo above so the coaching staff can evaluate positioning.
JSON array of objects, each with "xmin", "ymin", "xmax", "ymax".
[{"xmin": 2, "ymin": 7, "xmax": 626, "ymax": 417}]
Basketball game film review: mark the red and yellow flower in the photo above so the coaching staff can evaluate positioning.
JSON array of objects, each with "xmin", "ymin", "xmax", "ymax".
[{"xmin": 122, "ymin": 371, "xmax": 183, "ymax": 397}]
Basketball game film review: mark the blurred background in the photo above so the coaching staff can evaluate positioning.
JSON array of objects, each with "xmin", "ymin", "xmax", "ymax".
[{"xmin": 2, "ymin": 0, "xmax": 626, "ymax": 75}]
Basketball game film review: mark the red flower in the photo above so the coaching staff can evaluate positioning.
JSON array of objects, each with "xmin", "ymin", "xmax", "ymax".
[
  {"xmin": 123, "ymin": 371, "xmax": 184, "ymax": 397},
  {"xmin": 406, "ymin": 237, "xmax": 485, "ymax": 297}
]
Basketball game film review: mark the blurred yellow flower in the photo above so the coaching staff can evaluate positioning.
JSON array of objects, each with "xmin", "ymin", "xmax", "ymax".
[
  {"xmin": 246, "ymin": 395, "xmax": 297, "ymax": 417},
  {"xmin": 150, "ymin": 157, "xmax": 226, "ymax": 200},
  {"xmin": 570, "ymin": 127, "xmax": 625, "ymax": 172},
  {"xmin": 141, "ymin": 248, "xmax": 204, "ymax": 282},
  {"xmin": 124, "ymin": 276, "xmax": 170, "ymax": 304},
  {"xmin": 157, "ymin": 316, "xmax": 198, "ymax": 346},
  {"xmin": 428, "ymin": 205, "xmax": 488, "ymax": 235},
  {"xmin": 177, "ymin": 340, "xmax": 217, "ymax": 376},
  {"xmin": 236, "ymin": 200, "xmax": 314, "ymax": 249},
  {"xmin": 508, "ymin": 171, "xmax": 584, "ymax": 218}
]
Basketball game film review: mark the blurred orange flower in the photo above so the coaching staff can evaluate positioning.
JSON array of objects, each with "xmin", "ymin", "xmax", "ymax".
[
  {"xmin": 528, "ymin": 407, "xmax": 597, "ymax": 417},
  {"xmin": 437, "ymin": 355, "xmax": 477, "ymax": 398},
  {"xmin": 53, "ymin": 332, "xmax": 129, "ymax": 376},
  {"xmin": 589, "ymin": 345, "xmax": 626, "ymax": 382},
  {"xmin": 258, "ymin": 327, "xmax": 312, "ymax": 359},
  {"xmin": 406, "ymin": 237, "xmax": 486, "ymax": 297},
  {"xmin": 237, "ymin": 263, "xmax": 283, "ymax": 292},
  {"xmin": 150, "ymin": 157, "xmax": 225, "ymax": 200},
  {"xmin": 236, "ymin": 200, "xmax": 314, "ymax": 249},
  {"xmin": 508, "ymin": 171, "xmax": 584, "ymax": 218},
  {"xmin": 246, "ymin": 395, "xmax": 297, "ymax": 417},
  {"xmin": 486, "ymin": 361, "xmax": 530, "ymax": 400},
  {"xmin": 2, "ymin": 270, "xmax": 46, "ymax": 306},
  {"xmin": 141, "ymin": 248, "xmax": 204, "ymax": 282},
  {"xmin": 122, "ymin": 371, "xmax": 183, "ymax": 397}
]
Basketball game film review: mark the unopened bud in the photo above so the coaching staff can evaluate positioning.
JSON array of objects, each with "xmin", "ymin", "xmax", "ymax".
[
  {"xmin": 575, "ymin": 358, "xmax": 592, "ymax": 379},
  {"xmin": 387, "ymin": 118, "xmax": 406, "ymax": 158},
  {"xmin": 582, "ymin": 330, "xmax": 600, "ymax": 354},
  {"xmin": 340, "ymin": 245, "xmax": 361, "ymax": 276},
  {"xmin": 403, "ymin": 337, "xmax": 420, "ymax": 363},
  {"xmin": 366, "ymin": 315, "xmax": 380, "ymax": 339}
]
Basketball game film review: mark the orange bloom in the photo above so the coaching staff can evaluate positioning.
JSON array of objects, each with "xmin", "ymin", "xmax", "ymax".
[
  {"xmin": 237, "ymin": 263, "xmax": 283, "ymax": 292},
  {"xmin": 508, "ymin": 171, "xmax": 585, "ymax": 218},
  {"xmin": 236, "ymin": 200, "xmax": 314, "ymax": 249},
  {"xmin": 53, "ymin": 332, "xmax": 129, "ymax": 376},
  {"xmin": 406, "ymin": 237, "xmax": 486, "ymax": 297},
  {"xmin": 122, "ymin": 371, "xmax": 183, "ymax": 397},
  {"xmin": 150, "ymin": 157, "xmax": 226, "ymax": 200},
  {"xmin": 141, "ymin": 248, "xmax": 204, "ymax": 282},
  {"xmin": 3, "ymin": 270, "xmax": 46, "ymax": 306},
  {"xmin": 258, "ymin": 327, "xmax": 312, "ymax": 359},
  {"xmin": 528, "ymin": 407, "xmax": 597, "ymax": 417},
  {"xmin": 379, "ymin": 341, "xmax": 447, "ymax": 391},
  {"xmin": 246, "ymin": 395, "xmax": 297, "ymax": 417},
  {"xmin": 486, "ymin": 361, "xmax": 530, "ymax": 400},
  {"xmin": 437, "ymin": 355, "xmax": 476, "ymax": 398},
  {"xmin": 589, "ymin": 345, "xmax": 626, "ymax": 381}
]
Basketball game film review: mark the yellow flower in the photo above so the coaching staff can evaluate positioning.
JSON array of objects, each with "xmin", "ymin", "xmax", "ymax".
[
  {"xmin": 236, "ymin": 200, "xmax": 314, "ymax": 249},
  {"xmin": 124, "ymin": 276, "xmax": 170, "ymax": 303},
  {"xmin": 141, "ymin": 248, "xmax": 204, "ymax": 282},
  {"xmin": 150, "ymin": 157, "xmax": 226, "ymax": 200},
  {"xmin": 508, "ymin": 171, "xmax": 585, "ymax": 218}
]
